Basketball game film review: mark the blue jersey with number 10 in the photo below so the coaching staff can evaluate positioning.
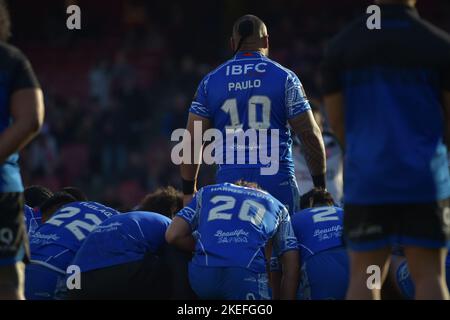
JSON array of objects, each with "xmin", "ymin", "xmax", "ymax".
[
  {"xmin": 189, "ymin": 51, "xmax": 311, "ymax": 175},
  {"xmin": 29, "ymin": 202, "xmax": 120, "ymax": 254},
  {"xmin": 177, "ymin": 183, "xmax": 298, "ymax": 273},
  {"xmin": 291, "ymin": 206, "xmax": 344, "ymax": 261}
]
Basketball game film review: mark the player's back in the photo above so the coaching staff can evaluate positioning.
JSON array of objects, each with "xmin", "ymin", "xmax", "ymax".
[
  {"xmin": 29, "ymin": 201, "xmax": 119, "ymax": 267},
  {"xmin": 324, "ymin": 7, "xmax": 450, "ymax": 204},
  {"xmin": 291, "ymin": 206, "xmax": 344, "ymax": 261},
  {"xmin": 189, "ymin": 51, "xmax": 310, "ymax": 173},
  {"xmin": 73, "ymin": 211, "xmax": 171, "ymax": 272},
  {"xmin": 184, "ymin": 183, "xmax": 292, "ymax": 273},
  {"xmin": 0, "ymin": 42, "xmax": 39, "ymax": 192}
]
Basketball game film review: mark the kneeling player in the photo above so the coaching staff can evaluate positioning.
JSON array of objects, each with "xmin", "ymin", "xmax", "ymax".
[
  {"xmin": 166, "ymin": 181, "xmax": 299, "ymax": 300},
  {"xmin": 66, "ymin": 187, "xmax": 194, "ymax": 300},
  {"xmin": 292, "ymin": 188, "xmax": 348, "ymax": 299}
]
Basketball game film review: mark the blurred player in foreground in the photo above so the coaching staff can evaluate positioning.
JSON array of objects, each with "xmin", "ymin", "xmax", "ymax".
[
  {"xmin": 292, "ymin": 188, "xmax": 348, "ymax": 299},
  {"xmin": 180, "ymin": 14, "xmax": 326, "ymax": 214},
  {"xmin": 166, "ymin": 181, "xmax": 299, "ymax": 300},
  {"xmin": 0, "ymin": 1, "xmax": 45, "ymax": 299},
  {"xmin": 323, "ymin": 0, "xmax": 450, "ymax": 299}
]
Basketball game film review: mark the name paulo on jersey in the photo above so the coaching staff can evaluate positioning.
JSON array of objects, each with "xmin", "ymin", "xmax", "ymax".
[{"xmin": 226, "ymin": 62, "xmax": 267, "ymax": 92}]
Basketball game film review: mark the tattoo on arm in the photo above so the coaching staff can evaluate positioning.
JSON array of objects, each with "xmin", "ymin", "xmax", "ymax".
[
  {"xmin": 290, "ymin": 111, "xmax": 326, "ymax": 176},
  {"xmin": 180, "ymin": 113, "xmax": 211, "ymax": 182}
]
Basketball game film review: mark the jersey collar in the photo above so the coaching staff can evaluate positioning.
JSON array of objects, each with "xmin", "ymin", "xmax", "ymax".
[{"xmin": 234, "ymin": 51, "xmax": 265, "ymax": 60}]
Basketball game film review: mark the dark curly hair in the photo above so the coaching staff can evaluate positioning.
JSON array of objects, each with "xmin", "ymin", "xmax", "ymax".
[
  {"xmin": 234, "ymin": 180, "xmax": 265, "ymax": 191},
  {"xmin": 0, "ymin": 0, "xmax": 11, "ymax": 42},
  {"xmin": 61, "ymin": 186, "xmax": 88, "ymax": 202},
  {"xmin": 24, "ymin": 185, "xmax": 54, "ymax": 208},
  {"xmin": 138, "ymin": 186, "xmax": 183, "ymax": 218},
  {"xmin": 300, "ymin": 188, "xmax": 335, "ymax": 209},
  {"xmin": 40, "ymin": 192, "xmax": 77, "ymax": 222}
]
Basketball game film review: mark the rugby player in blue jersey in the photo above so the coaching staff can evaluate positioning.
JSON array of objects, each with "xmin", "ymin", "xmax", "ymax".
[
  {"xmin": 179, "ymin": 15, "xmax": 326, "ymax": 214},
  {"xmin": 323, "ymin": 0, "xmax": 450, "ymax": 299},
  {"xmin": 0, "ymin": 1, "xmax": 45, "ymax": 299},
  {"xmin": 25, "ymin": 193, "xmax": 119, "ymax": 299},
  {"xmin": 292, "ymin": 188, "xmax": 348, "ymax": 300},
  {"xmin": 166, "ymin": 181, "xmax": 299, "ymax": 300},
  {"xmin": 66, "ymin": 187, "xmax": 195, "ymax": 300}
]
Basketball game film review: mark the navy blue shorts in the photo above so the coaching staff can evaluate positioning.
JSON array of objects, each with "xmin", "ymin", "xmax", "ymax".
[{"xmin": 344, "ymin": 200, "xmax": 450, "ymax": 251}]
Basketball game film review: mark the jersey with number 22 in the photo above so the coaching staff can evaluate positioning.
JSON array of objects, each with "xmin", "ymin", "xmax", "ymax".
[{"xmin": 29, "ymin": 201, "xmax": 120, "ymax": 253}]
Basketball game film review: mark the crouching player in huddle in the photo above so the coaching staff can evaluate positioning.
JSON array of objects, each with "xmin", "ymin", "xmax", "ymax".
[
  {"xmin": 23, "ymin": 186, "xmax": 87, "ymax": 236},
  {"xmin": 25, "ymin": 193, "xmax": 120, "ymax": 299},
  {"xmin": 66, "ymin": 187, "xmax": 195, "ymax": 300},
  {"xmin": 166, "ymin": 181, "xmax": 299, "ymax": 300},
  {"xmin": 291, "ymin": 188, "xmax": 349, "ymax": 299}
]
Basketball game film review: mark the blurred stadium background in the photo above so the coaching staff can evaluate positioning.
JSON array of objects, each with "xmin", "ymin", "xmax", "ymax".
[{"xmin": 8, "ymin": 0, "xmax": 450, "ymax": 210}]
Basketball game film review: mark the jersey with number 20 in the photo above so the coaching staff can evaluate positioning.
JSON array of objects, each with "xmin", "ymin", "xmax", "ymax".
[{"xmin": 177, "ymin": 183, "xmax": 298, "ymax": 273}]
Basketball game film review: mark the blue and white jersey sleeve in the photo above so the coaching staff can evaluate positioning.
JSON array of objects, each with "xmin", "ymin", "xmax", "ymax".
[
  {"xmin": 285, "ymin": 71, "xmax": 311, "ymax": 119},
  {"xmin": 176, "ymin": 191, "xmax": 201, "ymax": 231},
  {"xmin": 189, "ymin": 76, "xmax": 211, "ymax": 119},
  {"xmin": 272, "ymin": 207, "xmax": 299, "ymax": 257}
]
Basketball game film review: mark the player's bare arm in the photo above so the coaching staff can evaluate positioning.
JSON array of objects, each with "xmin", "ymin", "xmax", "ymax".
[
  {"xmin": 264, "ymin": 239, "xmax": 281, "ymax": 300},
  {"xmin": 279, "ymin": 250, "xmax": 300, "ymax": 300},
  {"xmin": 324, "ymin": 92, "xmax": 345, "ymax": 149},
  {"xmin": 289, "ymin": 110, "xmax": 327, "ymax": 187},
  {"xmin": 0, "ymin": 88, "xmax": 44, "ymax": 163},
  {"xmin": 180, "ymin": 112, "xmax": 211, "ymax": 205},
  {"xmin": 166, "ymin": 216, "xmax": 196, "ymax": 253}
]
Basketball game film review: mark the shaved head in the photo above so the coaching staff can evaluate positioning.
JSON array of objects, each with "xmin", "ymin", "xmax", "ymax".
[{"xmin": 231, "ymin": 14, "xmax": 269, "ymax": 55}]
